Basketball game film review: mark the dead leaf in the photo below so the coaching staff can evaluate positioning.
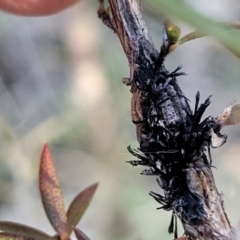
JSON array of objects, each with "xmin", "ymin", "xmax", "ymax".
[
  {"xmin": 67, "ymin": 183, "xmax": 98, "ymax": 231},
  {"xmin": 39, "ymin": 143, "xmax": 70, "ymax": 240},
  {"xmin": 217, "ymin": 103, "xmax": 240, "ymax": 127},
  {"xmin": 211, "ymin": 129, "xmax": 227, "ymax": 148}
]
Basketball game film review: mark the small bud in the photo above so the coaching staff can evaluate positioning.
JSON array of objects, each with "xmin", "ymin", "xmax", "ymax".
[{"xmin": 163, "ymin": 19, "xmax": 181, "ymax": 46}]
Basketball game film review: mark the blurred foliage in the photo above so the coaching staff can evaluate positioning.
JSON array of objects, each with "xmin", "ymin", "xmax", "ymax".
[
  {"xmin": 0, "ymin": 0, "xmax": 238, "ymax": 240},
  {"xmin": 147, "ymin": 0, "xmax": 240, "ymax": 58},
  {"xmin": 0, "ymin": 144, "xmax": 98, "ymax": 240}
]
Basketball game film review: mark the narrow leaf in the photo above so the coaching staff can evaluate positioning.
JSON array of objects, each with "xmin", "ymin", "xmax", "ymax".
[
  {"xmin": 74, "ymin": 228, "xmax": 90, "ymax": 240},
  {"xmin": 67, "ymin": 183, "xmax": 98, "ymax": 229},
  {"xmin": 0, "ymin": 221, "xmax": 51, "ymax": 240},
  {"xmin": 0, "ymin": 232, "xmax": 37, "ymax": 240},
  {"xmin": 39, "ymin": 143, "xmax": 69, "ymax": 240}
]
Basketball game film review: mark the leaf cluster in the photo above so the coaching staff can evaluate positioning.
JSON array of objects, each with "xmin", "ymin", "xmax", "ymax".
[{"xmin": 0, "ymin": 144, "xmax": 98, "ymax": 240}]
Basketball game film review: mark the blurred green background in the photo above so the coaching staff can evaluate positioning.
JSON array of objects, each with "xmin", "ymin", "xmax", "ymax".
[{"xmin": 0, "ymin": 0, "xmax": 239, "ymax": 239}]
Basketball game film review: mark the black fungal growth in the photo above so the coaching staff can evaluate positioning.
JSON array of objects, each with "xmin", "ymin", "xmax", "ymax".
[{"xmin": 128, "ymin": 43, "xmax": 227, "ymax": 238}]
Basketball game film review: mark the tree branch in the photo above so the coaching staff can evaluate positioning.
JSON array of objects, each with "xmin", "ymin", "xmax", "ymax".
[{"xmin": 98, "ymin": 1, "xmax": 235, "ymax": 239}]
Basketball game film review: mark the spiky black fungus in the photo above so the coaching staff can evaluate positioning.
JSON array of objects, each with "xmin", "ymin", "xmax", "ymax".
[{"xmin": 128, "ymin": 47, "xmax": 226, "ymax": 237}]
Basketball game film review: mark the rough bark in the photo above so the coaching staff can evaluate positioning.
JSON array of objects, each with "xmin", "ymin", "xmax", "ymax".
[{"xmin": 98, "ymin": 1, "xmax": 235, "ymax": 239}]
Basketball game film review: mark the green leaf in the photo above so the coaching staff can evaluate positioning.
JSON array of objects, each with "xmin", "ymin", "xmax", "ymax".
[
  {"xmin": 67, "ymin": 183, "xmax": 98, "ymax": 230},
  {"xmin": 0, "ymin": 221, "xmax": 52, "ymax": 240},
  {"xmin": 39, "ymin": 143, "xmax": 70, "ymax": 240}
]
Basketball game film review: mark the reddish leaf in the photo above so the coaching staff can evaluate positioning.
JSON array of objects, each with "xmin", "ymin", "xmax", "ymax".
[
  {"xmin": 0, "ymin": 0, "xmax": 80, "ymax": 16},
  {"xmin": 74, "ymin": 228, "xmax": 90, "ymax": 240},
  {"xmin": 67, "ymin": 183, "xmax": 98, "ymax": 229},
  {"xmin": 39, "ymin": 143, "xmax": 70, "ymax": 240},
  {"xmin": 0, "ymin": 232, "xmax": 38, "ymax": 240},
  {"xmin": 0, "ymin": 221, "xmax": 52, "ymax": 240}
]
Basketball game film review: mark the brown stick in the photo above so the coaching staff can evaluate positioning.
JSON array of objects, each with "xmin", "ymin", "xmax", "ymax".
[{"xmin": 98, "ymin": 1, "xmax": 235, "ymax": 239}]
